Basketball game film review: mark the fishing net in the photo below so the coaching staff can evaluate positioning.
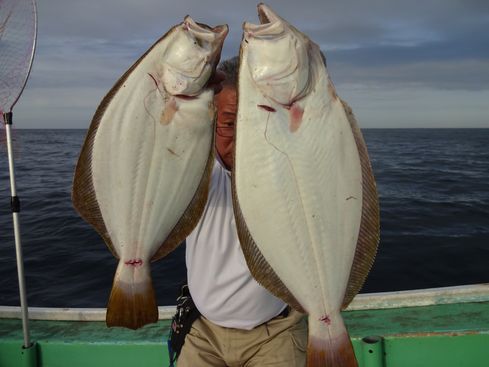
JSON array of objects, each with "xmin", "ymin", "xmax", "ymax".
[
  {"xmin": 0, "ymin": 0, "xmax": 37, "ymax": 350},
  {"xmin": 0, "ymin": 0, "xmax": 37, "ymax": 116}
]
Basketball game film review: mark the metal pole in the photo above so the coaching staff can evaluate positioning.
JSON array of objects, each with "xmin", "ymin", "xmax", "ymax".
[
  {"xmin": 362, "ymin": 335, "xmax": 385, "ymax": 367},
  {"xmin": 3, "ymin": 111, "xmax": 31, "ymax": 348}
]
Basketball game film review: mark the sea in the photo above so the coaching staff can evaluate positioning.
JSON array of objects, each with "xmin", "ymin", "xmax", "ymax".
[{"xmin": 0, "ymin": 128, "xmax": 488, "ymax": 307}]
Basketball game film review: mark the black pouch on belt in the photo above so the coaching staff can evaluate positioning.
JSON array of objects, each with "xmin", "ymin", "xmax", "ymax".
[{"xmin": 167, "ymin": 284, "xmax": 200, "ymax": 366}]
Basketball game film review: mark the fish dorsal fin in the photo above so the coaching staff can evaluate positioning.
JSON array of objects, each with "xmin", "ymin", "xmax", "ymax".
[
  {"xmin": 341, "ymin": 100, "xmax": 380, "ymax": 309},
  {"xmin": 72, "ymin": 27, "xmax": 180, "ymax": 258},
  {"xmin": 231, "ymin": 163, "xmax": 306, "ymax": 314},
  {"xmin": 151, "ymin": 147, "xmax": 214, "ymax": 261},
  {"xmin": 72, "ymin": 112, "xmax": 115, "ymax": 256}
]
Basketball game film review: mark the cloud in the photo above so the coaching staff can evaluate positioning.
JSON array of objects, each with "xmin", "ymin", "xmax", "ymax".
[
  {"xmin": 30, "ymin": 37, "xmax": 147, "ymax": 89},
  {"xmin": 337, "ymin": 87, "xmax": 489, "ymax": 128},
  {"xmin": 33, "ymin": 0, "xmax": 489, "ymax": 89},
  {"xmin": 14, "ymin": 85, "xmax": 104, "ymax": 128},
  {"xmin": 7, "ymin": 0, "xmax": 489, "ymax": 128},
  {"xmin": 326, "ymin": 36, "xmax": 489, "ymax": 91}
]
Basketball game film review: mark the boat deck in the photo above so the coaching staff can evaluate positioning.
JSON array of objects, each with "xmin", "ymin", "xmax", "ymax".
[{"xmin": 1, "ymin": 299, "xmax": 488, "ymax": 367}]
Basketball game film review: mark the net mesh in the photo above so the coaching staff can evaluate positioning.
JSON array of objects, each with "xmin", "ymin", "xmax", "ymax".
[{"xmin": 0, "ymin": 0, "xmax": 37, "ymax": 114}]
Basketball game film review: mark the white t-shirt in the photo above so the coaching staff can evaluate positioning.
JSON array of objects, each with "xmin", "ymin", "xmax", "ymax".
[{"xmin": 186, "ymin": 159, "xmax": 286, "ymax": 330}]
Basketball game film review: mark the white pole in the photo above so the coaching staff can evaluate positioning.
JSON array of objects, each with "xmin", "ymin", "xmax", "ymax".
[{"xmin": 4, "ymin": 112, "xmax": 31, "ymax": 348}]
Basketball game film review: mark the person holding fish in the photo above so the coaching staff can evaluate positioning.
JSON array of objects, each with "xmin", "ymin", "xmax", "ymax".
[
  {"xmin": 72, "ymin": 14, "xmax": 308, "ymax": 367},
  {"xmin": 176, "ymin": 56, "xmax": 308, "ymax": 367},
  {"xmin": 73, "ymin": 6, "xmax": 378, "ymax": 367}
]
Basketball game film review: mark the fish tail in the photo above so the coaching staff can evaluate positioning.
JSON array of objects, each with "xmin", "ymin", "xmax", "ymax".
[
  {"xmin": 106, "ymin": 260, "xmax": 158, "ymax": 329},
  {"xmin": 307, "ymin": 313, "xmax": 358, "ymax": 367}
]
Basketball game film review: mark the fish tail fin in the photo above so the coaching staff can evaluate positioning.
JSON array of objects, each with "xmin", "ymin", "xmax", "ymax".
[
  {"xmin": 307, "ymin": 313, "xmax": 358, "ymax": 367},
  {"xmin": 106, "ymin": 261, "xmax": 158, "ymax": 329}
]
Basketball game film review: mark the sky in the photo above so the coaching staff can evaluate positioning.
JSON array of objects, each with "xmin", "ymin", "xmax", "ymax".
[{"xmin": 8, "ymin": 0, "xmax": 489, "ymax": 128}]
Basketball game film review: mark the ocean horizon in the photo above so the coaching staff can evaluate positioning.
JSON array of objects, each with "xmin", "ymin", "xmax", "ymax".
[{"xmin": 1, "ymin": 128, "xmax": 488, "ymax": 307}]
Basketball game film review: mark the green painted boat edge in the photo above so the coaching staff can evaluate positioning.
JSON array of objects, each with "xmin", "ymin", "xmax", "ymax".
[
  {"xmin": 2, "ymin": 284, "xmax": 489, "ymax": 366},
  {"xmin": 2, "ymin": 317, "xmax": 488, "ymax": 367},
  {"xmin": 2, "ymin": 283, "xmax": 489, "ymax": 322}
]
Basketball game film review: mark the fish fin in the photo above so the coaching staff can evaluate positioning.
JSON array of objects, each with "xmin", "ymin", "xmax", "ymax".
[
  {"xmin": 308, "ymin": 333, "xmax": 358, "ymax": 367},
  {"xmin": 106, "ymin": 262, "xmax": 158, "ymax": 329},
  {"xmin": 151, "ymin": 141, "xmax": 214, "ymax": 262},
  {"xmin": 72, "ymin": 26, "xmax": 181, "ymax": 258},
  {"xmin": 231, "ymin": 166, "xmax": 306, "ymax": 313},
  {"xmin": 308, "ymin": 313, "xmax": 358, "ymax": 367},
  {"xmin": 71, "ymin": 90, "xmax": 116, "ymax": 257},
  {"xmin": 341, "ymin": 100, "xmax": 380, "ymax": 309}
]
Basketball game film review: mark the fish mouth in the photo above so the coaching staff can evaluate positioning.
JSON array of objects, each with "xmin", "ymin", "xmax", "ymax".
[
  {"xmin": 183, "ymin": 16, "xmax": 228, "ymax": 73},
  {"xmin": 242, "ymin": 4, "xmax": 312, "ymax": 106},
  {"xmin": 243, "ymin": 3, "xmax": 285, "ymax": 38},
  {"xmin": 160, "ymin": 17, "xmax": 227, "ymax": 97},
  {"xmin": 183, "ymin": 16, "xmax": 228, "ymax": 48},
  {"xmin": 257, "ymin": 3, "xmax": 279, "ymax": 24}
]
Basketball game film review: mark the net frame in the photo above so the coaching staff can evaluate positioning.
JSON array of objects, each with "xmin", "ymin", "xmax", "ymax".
[
  {"xmin": 0, "ymin": 0, "xmax": 37, "ymax": 350},
  {"xmin": 0, "ymin": 0, "xmax": 37, "ymax": 114}
]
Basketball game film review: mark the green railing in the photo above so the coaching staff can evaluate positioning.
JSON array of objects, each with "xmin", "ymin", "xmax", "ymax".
[{"xmin": 2, "ymin": 284, "xmax": 489, "ymax": 367}]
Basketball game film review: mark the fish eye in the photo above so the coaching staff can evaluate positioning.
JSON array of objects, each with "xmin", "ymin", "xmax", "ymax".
[{"xmin": 192, "ymin": 37, "xmax": 204, "ymax": 48}]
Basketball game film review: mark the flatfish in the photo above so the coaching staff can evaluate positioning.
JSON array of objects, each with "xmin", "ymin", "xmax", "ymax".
[
  {"xmin": 72, "ymin": 17, "xmax": 228, "ymax": 329},
  {"xmin": 233, "ymin": 4, "xmax": 379, "ymax": 366}
]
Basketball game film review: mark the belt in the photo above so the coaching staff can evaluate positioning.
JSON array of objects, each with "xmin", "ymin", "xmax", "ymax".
[{"xmin": 276, "ymin": 306, "xmax": 290, "ymax": 319}]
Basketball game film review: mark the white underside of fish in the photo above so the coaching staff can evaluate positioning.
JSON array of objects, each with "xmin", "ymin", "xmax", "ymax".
[
  {"xmin": 92, "ymin": 81, "xmax": 213, "ymax": 268},
  {"xmin": 72, "ymin": 20, "xmax": 224, "ymax": 328},
  {"xmin": 92, "ymin": 62, "xmax": 213, "ymax": 272},
  {"xmin": 235, "ymin": 47, "xmax": 362, "ymax": 336}
]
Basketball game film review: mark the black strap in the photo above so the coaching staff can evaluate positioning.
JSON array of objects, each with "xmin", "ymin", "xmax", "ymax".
[
  {"xmin": 278, "ymin": 306, "xmax": 289, "ymax": 318},
  {"xmin": 167, "ymin": 285, "xmax": 201, "ymax": 366}
]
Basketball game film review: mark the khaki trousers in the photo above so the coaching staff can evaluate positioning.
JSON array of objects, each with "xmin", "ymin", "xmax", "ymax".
[{"xmin": 177, "ymin": 308, "xmax": 307, "ymax": 367}]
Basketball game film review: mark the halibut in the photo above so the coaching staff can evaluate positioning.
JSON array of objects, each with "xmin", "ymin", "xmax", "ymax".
[
  {"xmin": 72, "ymin": 17, "xmax": 228, "ymax": 329},
  {"xmin": 233, "ymin": 4, "xmax": 379, "ymax": 366}
]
